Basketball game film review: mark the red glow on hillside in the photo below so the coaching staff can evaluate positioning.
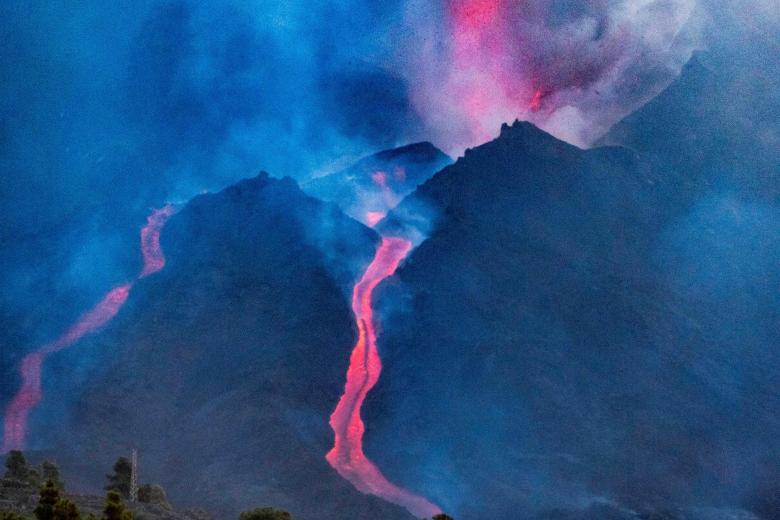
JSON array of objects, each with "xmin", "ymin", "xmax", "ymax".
[
  {"xmin": 371, "ymin": 170, "xmax": 388, "ymax": 188},
  {"xmin": 365, "ymin": 211, "xmax": 386, "ymax": 228},
  {"xmin": 1, "ymin": 352, "xmax": 43, "ymax": 454},
  {"xmin": 1, "ymin": 205, "xmax": 175, "ymax": 453},
  {"xmin": 327, "ymin": 237, "xmax": 441, "ymax": 518},
  {"xmin": 358, "ymin": 171, "xmax": 400, "ymax": 228}
]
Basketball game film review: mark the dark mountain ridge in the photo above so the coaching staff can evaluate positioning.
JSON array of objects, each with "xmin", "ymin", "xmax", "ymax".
[
  {"xmin": 37, "ymin": 173, "xmax": 414, "ymax": 520},
  {"xmin": 365, "ymin": 59, "xmax": 779, "ymax": 519}
]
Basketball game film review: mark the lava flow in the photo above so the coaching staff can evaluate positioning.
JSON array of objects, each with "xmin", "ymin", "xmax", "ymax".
[
  {"xmin": 326, "ymin": 236, "xmax": 441, "ymax": 518},
  {"xmin": 140, "ymin": 204, "xmax": 177, "ymax": 277},
  {"xmin": 1, "ymin": 205, "xmax": 176, "ymax": 453}
]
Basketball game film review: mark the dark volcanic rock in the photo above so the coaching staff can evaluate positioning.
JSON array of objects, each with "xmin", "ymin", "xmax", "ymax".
[
  {"xmin": 42, "ymin": 173, "xmax": 413, "ymax": 520},
  {"xmin": 364, "ymin": 65, "xmax": 780, "ymax": 518}
]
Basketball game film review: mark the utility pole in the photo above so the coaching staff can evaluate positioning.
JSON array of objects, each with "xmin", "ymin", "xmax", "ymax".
[{"xmin": 130, "ymin": 448, "xmax": 138, "ymax": 502}]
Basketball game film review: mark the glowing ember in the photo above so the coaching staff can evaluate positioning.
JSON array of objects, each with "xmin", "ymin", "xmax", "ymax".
[
  {"xmin": 327, "ymin": 237, "xmax": 441, "ymax": 518},
  {"xmin": 1, "ymin": 205, "xmax": 176, "ymax": 453}
]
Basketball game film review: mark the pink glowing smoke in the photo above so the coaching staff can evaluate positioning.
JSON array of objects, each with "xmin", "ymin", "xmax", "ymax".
[{"xmin": 403, "ymin": 0, "xmax": 698, "ymax": 151}]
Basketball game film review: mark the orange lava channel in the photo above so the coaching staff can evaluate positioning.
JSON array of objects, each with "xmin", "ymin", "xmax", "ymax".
[
  {"xmin": 326, "ymin": 236, "xmax": 441, "ymax": 518},
  {"xmin": 2, "ymin": 205, "xmax": 175, "ymax": 453}
]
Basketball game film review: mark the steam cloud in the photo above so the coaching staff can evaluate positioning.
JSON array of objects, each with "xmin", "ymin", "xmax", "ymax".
[{"xmin": 398, "ymin": 0, "xmax": 700, "ymax": 151}]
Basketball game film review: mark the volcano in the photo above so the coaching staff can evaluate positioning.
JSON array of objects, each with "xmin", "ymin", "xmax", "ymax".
[
  {"xmin": 364, "ymin": 54, "xmax": 780, "ymax": 519},
  {"xmin": 2, "ymin": 37, "xmax": 778, "ymax": 520},
  {"xmin": 42, "ymin": 173, "xmax": 415, "ymax": 520}
]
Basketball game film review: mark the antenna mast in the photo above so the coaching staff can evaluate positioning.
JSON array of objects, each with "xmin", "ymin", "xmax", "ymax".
[{"xmin": 130, "ymin": 448, "xmax": 138, "ymax": 502}]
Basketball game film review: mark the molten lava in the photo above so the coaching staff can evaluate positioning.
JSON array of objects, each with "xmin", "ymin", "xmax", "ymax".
[
  {"xmin": 1, "ymin": 205, "xmax": 176, "ymax": 453},
  {"xmin": 327, "ymin": 236, "xmax": 441, "ymax": 518},
  {"xmin": 140, "ymin": 204, "xmax": 177, "ymax": 277},
  {"xmin": 1, "ymin": 284, "xmax": 131, "ymax": 452}
]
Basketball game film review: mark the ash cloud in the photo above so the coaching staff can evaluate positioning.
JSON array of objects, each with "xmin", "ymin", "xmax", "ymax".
[{"xmin": 396, "ymin": 0, "xmax": 701, "ymax": 152}]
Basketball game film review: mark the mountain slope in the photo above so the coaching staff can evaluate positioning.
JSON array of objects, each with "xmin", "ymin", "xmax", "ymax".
[
  {"xmin": 365, "ymin": 115, "xmax": 780, "ymax": 519},
  {"xmin": 42, "ymin": 173, "xmax": 414, "ymax": 520},
  {"xmin": 599, "ymin": 51, "xmax": 780, "ymax": 200},
  {"xmin": 303, "ymin": 142, "xmax": 451, "ymax": 225}
]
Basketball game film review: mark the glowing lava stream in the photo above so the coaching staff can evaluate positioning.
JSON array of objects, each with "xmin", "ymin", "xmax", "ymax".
[
  {"xmin": 1, "ymin": 205, "xmax": 176, "ymax": 453},
  {"xmin": 327, "ymin": 236, "xmax": 441, "ymax": 518}
]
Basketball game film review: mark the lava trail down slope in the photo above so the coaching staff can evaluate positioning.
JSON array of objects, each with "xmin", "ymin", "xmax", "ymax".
[
  {"xmin": 1, "ymin": 205, "xmax": 176, "ymax": 452},
  {"xmin": 327, "ymin": 236, "xmax": 441, "ymax": 518}
]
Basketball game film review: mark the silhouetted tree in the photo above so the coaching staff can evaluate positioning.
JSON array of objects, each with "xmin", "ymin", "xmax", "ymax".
[
  {"xmin": 431, "ymin": 515, "xmax": 454, "ymax": 520},
  {"xmin": 103, "ymin": 491, "xmax": 132, "ymax": 520},
  {"xmin": 53, "ymin": 499, "xmax": 80, "ymax": 520},
  {"xmin": 137, "ymin": 484, "xmax": 170, "ymax": 509},
  {"xmin": 34, "ymin": 480, "xmax": 60, "ymax": 520},
  {"xmin": 4, "ymin": 450, "xmax": 29, "ymax": 480},
  {"xmin": 105, "ymin": 458, "xmax": 132, "ymax": 498},
  {"xmin": 0, "ymin": 512, "xmax": 29, "ymax": 520},
  {"xmin": 40, "ymin": 461, "xmax": 62, "ymax": 490},
  {"xmin": 238, "ymin": 507, "xmax": 292, "ymax": 520}
]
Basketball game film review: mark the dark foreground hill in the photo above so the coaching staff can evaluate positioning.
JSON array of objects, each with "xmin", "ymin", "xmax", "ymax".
[
  {"xmin": 365, "ymin": 55, "xmax": 780, "ymax": 519},
  {"xmin": 1, "ymin": 477, "xmax": 211, "ymax": 520},
  {"xmin": 38, "ymin": 173, "xmax": 413, "ymax": 520}
]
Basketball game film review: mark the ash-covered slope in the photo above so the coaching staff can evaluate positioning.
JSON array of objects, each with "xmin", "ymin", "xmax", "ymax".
[
  {"xmin": 303, "ymin": 142, "xmax": 451, "ymax": 225},
  {"xmin": 44, "ymin": 173, "xmax": 414, "ymax": 520},
  {"xmin": 366, "ymin": 115, "xmax": 780, "ymax": 517},
  {"xmin": 600, "ymin": 50, "xmax": 780, "ymax": 200}
]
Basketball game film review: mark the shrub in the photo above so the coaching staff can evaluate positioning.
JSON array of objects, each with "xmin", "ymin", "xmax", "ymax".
[{"xmin": 238, "ymin": 507, "xmax": 292, "ymax": 520}]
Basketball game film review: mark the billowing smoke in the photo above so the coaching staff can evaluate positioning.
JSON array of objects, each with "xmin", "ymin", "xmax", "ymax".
[{"xmin": 398, "ymin": 0, "xmax": 700, "ymax": 151}]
